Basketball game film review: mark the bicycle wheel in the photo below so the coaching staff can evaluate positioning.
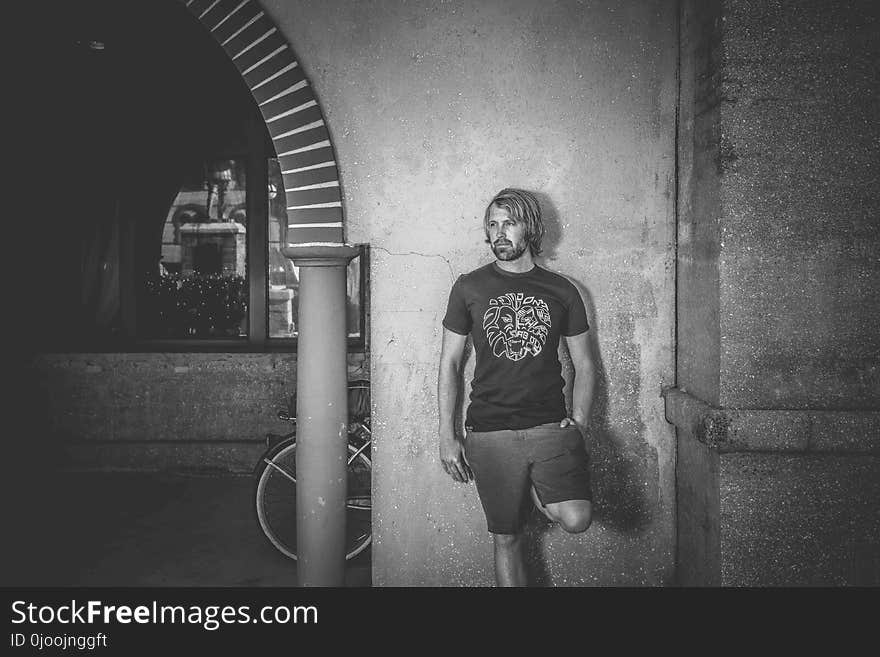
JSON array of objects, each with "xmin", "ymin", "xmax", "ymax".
[{"xmin": 255, "ymin": 440, "xmax": 372, "ymax": 561}]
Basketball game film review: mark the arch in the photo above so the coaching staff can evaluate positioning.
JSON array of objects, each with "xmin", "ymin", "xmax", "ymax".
[{"xmin": 181, "ymin": 0, "xmax": 344, "ymax": 246}]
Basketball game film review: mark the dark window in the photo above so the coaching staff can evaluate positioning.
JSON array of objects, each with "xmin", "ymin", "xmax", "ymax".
[
  {"xmin": 141, "ymin": 157, "xmax": 250, "ymax": 340},
  {"xmin": 35, "ymin": 0, "xmax": 366, "ymax": 353}
]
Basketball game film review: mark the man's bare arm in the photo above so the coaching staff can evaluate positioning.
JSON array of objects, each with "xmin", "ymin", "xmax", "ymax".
[
  {"xmin": 562, "ymin": 330, "xmax": 595, "ymax": 432},
  {"xmin": 438, "ymin": 327, "xmax": 472, "ymax": 483}
]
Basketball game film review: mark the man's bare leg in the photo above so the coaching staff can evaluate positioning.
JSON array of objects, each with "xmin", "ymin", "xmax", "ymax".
[
  {"xmin": 531, "ymin": 485, "xmax": 592, "ymax": 533},
  {"xmin": 493, "ymin": 533, "xmax": 527, "ymax": 586}
]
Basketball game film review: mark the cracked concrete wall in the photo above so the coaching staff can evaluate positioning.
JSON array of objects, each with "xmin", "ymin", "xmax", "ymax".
[{"xmin": 266, "ymin": 0, "xmax": 677, "ymax": 585}]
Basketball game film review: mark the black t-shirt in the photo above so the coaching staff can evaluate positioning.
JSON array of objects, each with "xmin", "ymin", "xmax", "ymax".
[{"xmin": 442, "ymin": 262, "xmax": 589, "ymax": 431}]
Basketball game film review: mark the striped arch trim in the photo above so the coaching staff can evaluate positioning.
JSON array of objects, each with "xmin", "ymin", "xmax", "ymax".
[{"xmin": 181, "ymin": 0, "xmax": 344, "ymax": 245}]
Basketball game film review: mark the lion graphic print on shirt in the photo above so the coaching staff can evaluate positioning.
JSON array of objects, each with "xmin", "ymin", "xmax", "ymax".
[{"xmin": 483, "ymin": 292, "xmax": 551, "ymax": 361}]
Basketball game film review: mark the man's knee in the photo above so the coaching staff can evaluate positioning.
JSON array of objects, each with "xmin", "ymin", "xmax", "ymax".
[
  {"xmin": 552, "ymin": 501, "xmax": 592, "ymax": 534},
  {"xmin": 560, "ymin": 513, "xmax": 591, "ymax": 534}
]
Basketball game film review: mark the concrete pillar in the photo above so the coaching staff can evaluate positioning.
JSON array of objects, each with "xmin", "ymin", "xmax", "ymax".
[
  {"xmin": 282, "ymin": 244, "xmax": 360, "ymax": 587},
  {"xmin": 670, "ymin": 0, "xmax": 880, "ymax": 586}
]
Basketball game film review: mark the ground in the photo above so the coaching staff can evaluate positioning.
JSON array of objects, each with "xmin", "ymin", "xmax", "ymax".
[{"xmin": 3, "ymin": 472, "xmax": 371, "ymax": 587}]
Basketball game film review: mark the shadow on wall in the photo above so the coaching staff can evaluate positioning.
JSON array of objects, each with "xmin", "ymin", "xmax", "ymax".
[{"xmin": 522, "ymin": 192, "xmax": 654, "ymax": 586}]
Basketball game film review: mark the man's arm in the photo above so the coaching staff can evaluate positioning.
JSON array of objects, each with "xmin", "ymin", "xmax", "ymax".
[
  {"xmin": 561, "ymin": 330, "xmax": 595, "ymax": 432},
  {"xmin": 438, "ymin": 327, "xmax": 473, "ymax": 483}
]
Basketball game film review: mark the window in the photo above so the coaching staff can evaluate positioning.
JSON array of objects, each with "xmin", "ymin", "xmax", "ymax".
[
  {"xmin": 141, "ymin": 157, "xmax": 249, "ymax": 339},
  {"xmin": 41, "ymin": 0, "xmax": 365, "ymax": 353},
  {"xmin": 50, "ymin": 149, "xmax": 366, "ymax": 353},
  {"xmin": 132, "ymin": 155, "xmax": 366, "ymax": 350}
]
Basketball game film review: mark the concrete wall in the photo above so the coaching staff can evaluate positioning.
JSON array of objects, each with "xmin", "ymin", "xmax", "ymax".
[
  {"xmin": 720, "ymin": 454, "xmax": 880, "ymax": 585},
  {"xmin": 31, "ymin": 352, "xmax": 368, "ymax": 473},
  {"xmin": 262, "ymin": 0, "xmax": 678, "ymax": 585},
  {"xmin": 674, "ymin": 0, "xmax": 880, "ymax": 586},
  {"xmin": 719, "ymin": 0, "xmax": 880, "ymax": 409},
  {"xmin": 677, "ymin": 0, "xmax": 880, "ymax": 409}
]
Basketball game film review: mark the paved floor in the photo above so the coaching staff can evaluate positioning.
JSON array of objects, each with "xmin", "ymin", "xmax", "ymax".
[{"xmin": 3, "ymin": 471, "xmax": 371, "ymax": 587}]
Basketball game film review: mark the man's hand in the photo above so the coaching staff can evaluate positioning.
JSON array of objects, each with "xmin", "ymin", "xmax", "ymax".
[
  {"xmin": 559, "ymin": 416, "xmax": 587, "ymax": 435},
  {"xmin": 439, "ymin": 437, "xmax": 473, "ymax": 483},
  {"xmin": 563, "ymin": 330, "xmax": 595, "ymax": 440}
]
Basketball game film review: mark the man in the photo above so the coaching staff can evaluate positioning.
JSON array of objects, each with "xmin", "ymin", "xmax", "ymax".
[{"xmin": 438, "ymin": 188, "xmax": 595, "ymax": 587}]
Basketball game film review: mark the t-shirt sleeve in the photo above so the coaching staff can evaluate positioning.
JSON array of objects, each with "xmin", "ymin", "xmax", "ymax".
[
  {"xmin": 442, "ymin": 275, "xmax": 472, "ymax": 335},
  {"xmin": 561, "ymin": 283, "xmax": 589, "ymax": 336}
]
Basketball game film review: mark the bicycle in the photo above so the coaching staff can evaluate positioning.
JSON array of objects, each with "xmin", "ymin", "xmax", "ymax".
[{"xmin": 254, "ymin": 381, "xmax": 372, "ymax": 561}]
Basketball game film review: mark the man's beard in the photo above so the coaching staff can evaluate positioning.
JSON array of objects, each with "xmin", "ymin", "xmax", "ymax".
[{"xmin": 491, "ymin": 240, "xmax": 528, "ymax": 261}]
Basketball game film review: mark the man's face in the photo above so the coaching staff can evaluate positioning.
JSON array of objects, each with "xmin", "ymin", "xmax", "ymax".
[{"xmin": 487, "ymin": 206, "xmax": 528, "ymax": 261}]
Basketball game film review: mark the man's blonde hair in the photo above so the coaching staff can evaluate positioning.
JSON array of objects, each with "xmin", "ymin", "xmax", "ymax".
[{"xmin": 483, "ymin": 188, "xmax": 545, "ymax": 256}]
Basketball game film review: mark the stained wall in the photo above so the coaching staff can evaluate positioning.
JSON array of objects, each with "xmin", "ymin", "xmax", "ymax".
[{"xmin": 264, "ymin": 0, "xmax": 678, "ymax": 585}]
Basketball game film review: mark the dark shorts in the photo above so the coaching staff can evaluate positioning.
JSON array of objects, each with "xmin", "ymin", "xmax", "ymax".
[{"xmin": 464, "ymin": 421, "xmax": 592, "ymax": 534}]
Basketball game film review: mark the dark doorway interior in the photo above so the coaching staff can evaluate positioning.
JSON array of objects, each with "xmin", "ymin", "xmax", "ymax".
[
  {"xmin": 194, "ymin": 243, "xmax": 223, "ymax": 276},
  {"xmin": 27, "ymin": 0, "xmax": 272, "ymax": 347}
]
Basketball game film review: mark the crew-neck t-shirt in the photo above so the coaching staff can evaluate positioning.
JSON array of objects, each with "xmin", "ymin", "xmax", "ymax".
[{"xmin": 442, "ymin": 262, "xmax": 589, "ymax": 432}]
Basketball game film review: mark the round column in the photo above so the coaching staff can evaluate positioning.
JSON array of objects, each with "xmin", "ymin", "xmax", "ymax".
[{"xmin": 283, "ymin": 244, "xmax": 360, "ymax": 587}]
